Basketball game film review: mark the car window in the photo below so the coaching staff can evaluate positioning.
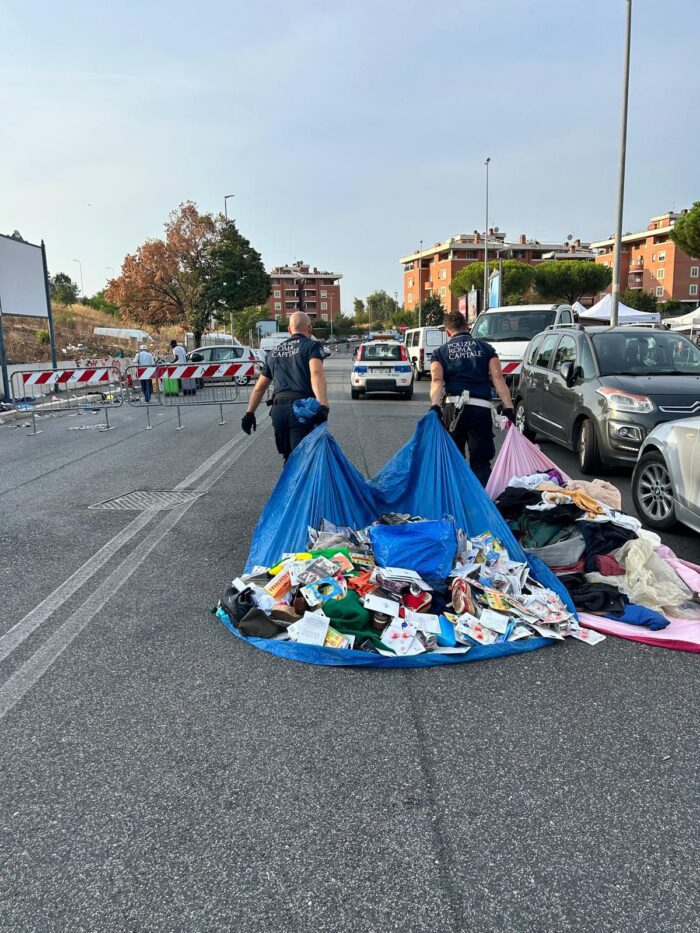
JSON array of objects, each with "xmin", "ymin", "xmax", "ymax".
[
  {"xmin": 472, "ymin": 310, "xmax": 556, "ymax": 342},
  {"xmin": 197, "ymin": 348, "xmax": 212, "ymax": 362},
  {"xmin": 579, "ymin": 339, "xmax": 596, "ymax": 379},
  {"xmin": 559, "ymin": 310, "xmax": 572, "ymax": 324},
  {"xmin": 534, "ymin": 334, "xmax": 558, "ymax": 369},
  {"xmin": 426, "ymin": 331, "xmax": 443, "ymax": 346},
  {"xmin": 361, "ymin": 343, "xmax": 404, "ymax": 361},
  {"xmin": 526, "ymin": 336, "xmax": 543, "ymax": 365},
  {"xmin": 592, "ymin": 331, "xmax": 700, "ymax": 376},
  {"xmin": 552, "ymin": 335, "xmax": 577, "ymax": 370}
]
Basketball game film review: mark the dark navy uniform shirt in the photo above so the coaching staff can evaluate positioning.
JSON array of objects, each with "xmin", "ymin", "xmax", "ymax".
[
  {"xmin": 261, "ymin": 334, "xmax": 324, "ymax": 396},
  {"xmin": 431, "ymin": 333, "xmax": 497, "ymax": 399}
]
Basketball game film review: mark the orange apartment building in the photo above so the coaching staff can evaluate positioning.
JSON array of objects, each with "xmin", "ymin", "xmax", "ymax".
[
  {"xmin": 266, "ymin": 262, "xmax": 342, "ymax": 322},
  {"xmin": 400, "ymin": 232, "xmax": 593, "ymax": 312},
  {"xmin": 592, "ymin": 210, "xmax": 700, "ymax": 307}
]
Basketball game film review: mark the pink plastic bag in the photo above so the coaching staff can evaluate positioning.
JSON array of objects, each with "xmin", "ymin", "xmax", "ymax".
[{"xmin": 486, "ymin": 425, "xmax": 571, "ymax": 500}]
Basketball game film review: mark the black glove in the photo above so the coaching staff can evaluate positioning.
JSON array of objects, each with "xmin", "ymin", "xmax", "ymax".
[
  {"xmin": 502, "ymin": 407, "xmax": 516, "ymax": 424},
  {"xmin": 430, "ymin": 404, "xmax": 443, "ymax": 417},
  {"xmin": 241, "ymin": 412, "xmax": 256, "ymax": 434},
  {"xmin": 316, "ymin": 405, "xmax": 330, "ymax": 424}
]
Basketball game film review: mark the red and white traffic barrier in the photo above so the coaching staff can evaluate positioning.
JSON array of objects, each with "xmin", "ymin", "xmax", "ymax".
[
  {"xmin": 134, "ymin": 363, "xmax": 256, "ymax": 380},
  {"xmin": 21, "ymin": 368, "xmax": 111, "ymax": 386},
  {"xmin": 501, "ymin": 361, "xmax": 522, "ymax": 377}
]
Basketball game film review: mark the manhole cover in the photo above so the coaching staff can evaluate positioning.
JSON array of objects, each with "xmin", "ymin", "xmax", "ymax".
[{"xmin": 88, "ymin": 490, "xmax": 205, "ymax": 511}]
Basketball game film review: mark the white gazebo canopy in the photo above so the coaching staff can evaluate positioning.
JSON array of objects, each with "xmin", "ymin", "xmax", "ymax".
[{"xmin": 578, "ymin": 293, "xmax": 661, "ymax": 324}]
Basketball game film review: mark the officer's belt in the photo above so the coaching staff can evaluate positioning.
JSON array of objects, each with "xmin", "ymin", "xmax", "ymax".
[
  {"xmin": 273, "ymin": 391, "xmax": 307, "ymax": 405},
  {"xmin": 444, "ymin": 394, "xmax": 493, "ymax": 410}
]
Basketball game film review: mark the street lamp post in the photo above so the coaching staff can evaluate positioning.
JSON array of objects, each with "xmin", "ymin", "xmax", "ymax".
[
  {"xmin": 73, "ymin": 259, "xmax": 84, "ymax": 300},
  {"xmin": 418, "ymin": 239, "xmax": 423, "ymax": 328},
  {"xmin": 610, "ymin": 0, "xmax": 633, "ymax": 328},
  {"xmin": 483, "ymin": 157, "xmax": 491, "ymax": 311},
  {"xmin": 329, "ymin": 294, "xmax": 334, "ymax": 338},
  {"xmin": 224, "ymin": 194, "xmax": 235, "ymax": 219},
  {"xmin": 106, "ymin": 266, "xmax": 115, "ymax": 279}
]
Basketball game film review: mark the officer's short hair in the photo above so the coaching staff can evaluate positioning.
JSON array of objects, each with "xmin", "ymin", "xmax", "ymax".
[{"xmin": 444, "ymin": 311, "xmax": 468, "ymax": 333}]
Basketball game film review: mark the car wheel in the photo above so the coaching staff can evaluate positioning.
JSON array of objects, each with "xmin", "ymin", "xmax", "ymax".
[
  {"xmin": 235, "ymin": 375, "xmax": 250, "ymax": 386},
  {"xmin": 577, "ymin": 418, "xmax": 601, "ymax": 475},
  {"xmin": 632, "ymin": 452, "xmax": 677, "ymax": 531},
  {"xmin": 515, "ymin": 400, "xmax": 537, "ymax": 441},
  {"xmin": 415, "ymin": 368, "xmax": 423, "ymax": 381},
  {"xmin": 351, "ymin": 388, "xmax": 360, "ymax": 400},
  {"xmin": 402, "ymin": 385, "xmax": 414, "ymax": 400}
]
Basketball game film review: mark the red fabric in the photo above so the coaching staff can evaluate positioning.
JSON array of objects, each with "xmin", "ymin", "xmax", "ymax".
[
  {"xmin": 550, "ymin": 557, "xmax": 585, "ymax": 575},
  {"xmin": 593, "ymin": 553, "xmax": 625, "ymax": 576},
  {"xmin": 347, "ymin": 570, "xmax": 377, "ymax": 598}
]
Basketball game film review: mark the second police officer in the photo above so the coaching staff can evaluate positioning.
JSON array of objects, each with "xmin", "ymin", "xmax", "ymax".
[{"xmin": 430, "ymin": 311, "xmax": 515, "ymax": 486}]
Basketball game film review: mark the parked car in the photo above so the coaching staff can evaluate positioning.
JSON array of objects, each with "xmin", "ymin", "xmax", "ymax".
[
  {"xmin": 471, "ymin": 304, "xmax": 576, "ymax": 391},
  {"xmin": 186, "ymin": 345, "xmax": 258, "ymax": 385},
  {"xmin": 404, "ymin": 327, "xmax": 447, "ymax": 380},
  {"xmin": 351, "ymin": 340, "xmax": 414, "ymax": 399},
  {"xmin": 632, "ymin": 416, "xmax": 700, "ymax": 533},
  {"xmin": 514, "ymin": 325, "xmax": 700, "ymax": 473}
]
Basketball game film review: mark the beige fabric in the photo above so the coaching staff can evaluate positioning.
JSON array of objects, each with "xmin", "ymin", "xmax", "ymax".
[{"xmin": 565, "ymin": 479, "xmax": 622, "ymax": 511}]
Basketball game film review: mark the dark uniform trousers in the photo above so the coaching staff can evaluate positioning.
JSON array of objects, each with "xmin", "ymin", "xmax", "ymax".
[
  {"xmin": 271, "ymin": 397, "xmax": 316, "ymax": 463},
  {"xmin": 442, "ymin": 403, "xmax": 495, "ymax": 487}
]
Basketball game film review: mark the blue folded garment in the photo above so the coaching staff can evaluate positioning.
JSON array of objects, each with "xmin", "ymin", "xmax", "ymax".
[
  {"xmin": 293, "ymin": 397, "xmax": 321, "ymax": 423},
  {"xmin": 608, "ymin": 603, "xmax": 670, "ymax": 631}
]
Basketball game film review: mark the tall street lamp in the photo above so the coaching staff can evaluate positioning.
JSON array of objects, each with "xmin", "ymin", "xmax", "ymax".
[
  {"xmin": 73, "ymin": 259, "xmax": 84, "ymax": 300},
  {"xmin": 610, "ymin": 0, "xmax": 633, "ymax": 328},
  {"xmin": 483, "ymin": 157, "xmax": 491, "ymax": 310},
  {"xmin": 418, "ymin": 239, "xmax": 423, "ymax": 328},
  {"xmin": 224, "ymin": 194, "xmax": 235, "ymax": 219}
]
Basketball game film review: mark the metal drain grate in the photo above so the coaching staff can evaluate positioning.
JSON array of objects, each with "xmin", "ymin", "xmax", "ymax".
[{"xmin": 88, "ymin": 490, "xmax": 205, "ymax": 511}]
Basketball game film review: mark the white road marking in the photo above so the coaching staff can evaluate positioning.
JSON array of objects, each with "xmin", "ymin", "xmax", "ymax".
[
  {"xmin": 0, "ymin": 424, "xmax": 268, "ymax": 664},
  {"xmin": 0, "ymin": 421, "xmax": 269, "ymax": 720}
]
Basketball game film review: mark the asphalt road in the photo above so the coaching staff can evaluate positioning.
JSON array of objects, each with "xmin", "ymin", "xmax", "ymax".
[{"xmin": 1, "ymin": 355, "xmax": 698, "ymax": 933}]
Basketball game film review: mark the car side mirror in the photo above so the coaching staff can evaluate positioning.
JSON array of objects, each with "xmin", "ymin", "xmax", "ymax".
[
  {"xmin": 190, "ymin": 352, "xmax": 204, "ymax": 362},
  {"xmin": 559, "ymin": 361, "xmax": 575, "ymax": 386}
]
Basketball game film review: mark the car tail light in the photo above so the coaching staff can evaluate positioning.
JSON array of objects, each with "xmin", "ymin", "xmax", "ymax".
[{"xmin": 400, "ymin": 346, "xmax": 408, "ymax": 361}]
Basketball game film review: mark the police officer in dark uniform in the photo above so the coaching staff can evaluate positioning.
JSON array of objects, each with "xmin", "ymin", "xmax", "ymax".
[
  {"xmin": 241, "ymin": 311, "xmax": 329, "ymax": 463},
  {"xmin": 430, "ymin": 311, "xmax": 515, "ymax": 486}
]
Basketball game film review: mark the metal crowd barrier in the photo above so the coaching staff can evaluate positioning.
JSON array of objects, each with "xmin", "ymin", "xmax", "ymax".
[
  {"xmin": 124, "ymin": 362, "xmax": 264, "ymax": 429},
  {"xmin": 10, "ymin": 366, "xmax": 124, "ymax": 435}
]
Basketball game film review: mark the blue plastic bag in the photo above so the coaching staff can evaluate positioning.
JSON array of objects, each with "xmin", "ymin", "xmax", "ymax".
[{"xmin": 369, "ymin": 520, "xmax": 457, "ymax": 583}]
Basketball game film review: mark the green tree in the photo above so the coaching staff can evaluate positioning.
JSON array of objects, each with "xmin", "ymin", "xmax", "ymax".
[
  {"xmin": 205, "ymin": 218, "xmax": 271, "ymax": 325},
  {"xmin": 420, "ymin": 293, "xmax": 445, "ymax": 326},
  {"xmin": 331, "ymin": 314, "xmax": 355, "ymax": 335},
  {"xmin": 657, "ymin": 299, "xmax": 683, "ymax": 317},
  {"xmin": 450, "ymin": 260, "xmax": 535, "ymax": 304},
  {"xmin": 366, "ymin": 290, "xmax": 399, "ymax": 324},
  {"xmin": 671, "ymin": 202, "xmax": 700, "ymax": 258},
  {"xmin": 534, "ymin": 260, "xmax": 612, "ymax": 304},
  {"xmin": 232, "ymin": 305, "xmax": 271, "ymax": 344},
  {"xmin": 353, "ymin": 297, "xmax": 368, "ymax": 323},
  {"xmin": 620, "ymin": 288, "xmax": 658, "ymax": 315},
  {"xmin": 85, "ymin": 289, "xmax": 121, "ymax": 318},
  {"xmin": 391, "ymin": 308, "xmax": 417, "ymax": 329},
  {"xmin": 50, "ymin": 272, "xmax": 79, "ymax": 305}
]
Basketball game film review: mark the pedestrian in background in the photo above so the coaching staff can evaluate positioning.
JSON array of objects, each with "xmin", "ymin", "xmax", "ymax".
[
  {"xmin": 430, "ymin": 311, "xmax": 515, "ymax": 486},
  {"xmin": 134, "ymin": 344, "xmax": 155, "ymax": 403},
  {"xmin": 170, "ymin": 338, "xmax": 195, "ymax": 395},
  {"xmin": 242, "ymin": 311, "xmax": 329, "ymax": 463}
]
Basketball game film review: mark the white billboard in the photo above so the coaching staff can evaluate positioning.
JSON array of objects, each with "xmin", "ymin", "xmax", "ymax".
[{"xmin": 0, "ymin": 234, "xmax": 50, "ymax": 318}]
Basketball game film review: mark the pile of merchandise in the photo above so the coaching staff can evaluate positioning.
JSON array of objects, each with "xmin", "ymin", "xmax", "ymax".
[
  {"xmin": 217, "ymin": 515, "xmax": 597, "ymax": 656},
  {"xmin": 495, "ymin": 473, "xmax": 700, "ymax": 630}
]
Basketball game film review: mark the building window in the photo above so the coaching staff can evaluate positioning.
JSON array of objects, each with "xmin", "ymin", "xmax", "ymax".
[
  {"xmin": 407, "ymin": 293, "xmax": 413, "ymax": 303},
  {"xmin": 274, "ymin": 302, "xmax": 282, "ymax": 311},
  {"xmin": 655, "ymin": 286, "xmax": 664, "ymax": 297},
  {"xmin": 439, "ymin": 269, "xmax": 447, "ymax": 280},
  {"xmin": 651, "ymin": 253, "xmax": 656, "ymax": 261},
  {"xmin": 691, "ymin": 266, "xmax": 699, "ymax": 278},
  {"xmin": 273, "ymin": 289, "xmax": 281, "ymax": 298},
  {"xmin": 657, "ymin": 269, "xmax": 665, "ymax": 280},
  {"xmin": 285, "ymin": 289, "xmax": 297, "ymax": 296},
  {"xmin": 440, "ymin": 286, "xmax": 447, "ymax": 297},
  {"xmin": 321, "ymin": 301, "xmax": 328, "ymax": 311},
  {"xmin": 690, "ymin": 284, "xmax": 699, "ymax": 297},
  {"xmin": 658, "ymin": 251, "xmax": 666, "ymax": 261},
  {"xmin": 407, "ymin": 277, "xmax": 414, "ymax": 287},
  {"xmin": 320, "ymin": 290, "xmax": 327, "ymax": 297}
]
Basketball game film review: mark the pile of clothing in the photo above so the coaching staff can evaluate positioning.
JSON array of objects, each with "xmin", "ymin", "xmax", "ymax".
[
  {"xmin": 217, "ymin": 515, "xmax": 586, "ymax": 657},
  {"xmin": 495, "ymin": 474, "xmax": 699, "ymax": 631}
]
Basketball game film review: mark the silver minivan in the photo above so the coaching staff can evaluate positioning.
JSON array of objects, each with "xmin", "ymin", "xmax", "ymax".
[{"xmin": 404, "ymin": 327, "xmax": 447, "ymax": 380}]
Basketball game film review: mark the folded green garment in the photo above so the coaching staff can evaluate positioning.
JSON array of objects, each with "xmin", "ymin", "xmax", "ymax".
[
  {"xmin": 508, "ymin": 514, "xmax": 574, "ymax": 549},
  {"xmin": 320, "ymin": 590, "xmax": 391, "ymax": 653}
]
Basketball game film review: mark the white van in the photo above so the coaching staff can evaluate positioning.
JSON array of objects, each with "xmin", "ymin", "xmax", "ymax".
[
  {"xmin": 471, "ymin": 304, "xmax": 575, "ymax": 390},
  {"xmin": 404, "ymin": 327, "xmax": 447, "ymax": 380}
]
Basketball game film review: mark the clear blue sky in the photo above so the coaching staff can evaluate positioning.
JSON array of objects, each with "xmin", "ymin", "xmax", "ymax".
[{"xmin": 1, "ymin": 0, "xmax": 698, "ymax": 310}]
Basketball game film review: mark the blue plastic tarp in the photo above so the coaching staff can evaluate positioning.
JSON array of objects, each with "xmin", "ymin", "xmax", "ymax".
[{"xmin": 233, "ymin": 412, "xmax": 575, "ymax": 668}]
